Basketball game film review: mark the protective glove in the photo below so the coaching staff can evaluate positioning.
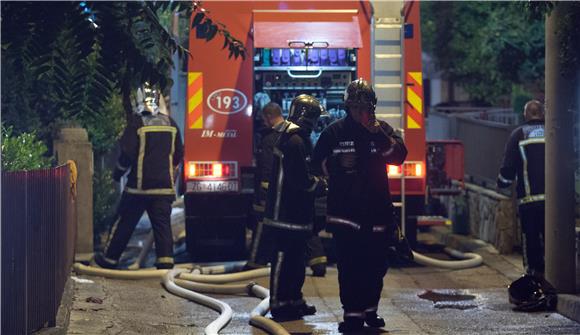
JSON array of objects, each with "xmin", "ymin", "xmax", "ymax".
[{"xmin": 314, "ymin": 176, "xmax": 328, "ymax": 197}]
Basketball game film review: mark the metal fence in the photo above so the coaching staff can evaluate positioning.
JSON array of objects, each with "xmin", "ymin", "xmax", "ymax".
[
  {"xmin": 427, "ymin": 107, "xmax": 518, "ymax": 186},
  {"xmin": 1, "ymin": 164, "xmax": 76, "ymax": 334}
]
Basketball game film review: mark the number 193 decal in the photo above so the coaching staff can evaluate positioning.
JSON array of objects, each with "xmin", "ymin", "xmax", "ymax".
[{"xmin": 207, "ymin": 88, "xmax": 248, "ymax": 115}]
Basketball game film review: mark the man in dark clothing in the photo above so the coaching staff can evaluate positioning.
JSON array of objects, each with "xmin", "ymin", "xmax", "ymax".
[
  {"xmin": 497, "ymin": 100, "xmax": 545, "ymax": 278},
  {"xmin": 312, "ymin": 78, "xmax": 407, "ymax": 333},
  {"xmin": 264, "ymin": 94, "xmax": 326, "ymax": 320},
  {"xmin": 249, "ymin": 102, "xmax": 328, "ymax": 277},
  {"xmin": 95, "ymin": 84, "xmax": 183, "ymax": 270},
  {"xmin": 247, "ymin": 102, "xmax": 285, "ymax": 268}
]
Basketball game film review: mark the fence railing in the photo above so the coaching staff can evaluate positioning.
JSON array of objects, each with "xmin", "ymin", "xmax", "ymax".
[
  {"xmin": 427, "ymin": 107, "xmax": 517, "ymax": 186},
  {"xmin": 1, "ymin": 164, "xmax": 77, "ymax": 334}
]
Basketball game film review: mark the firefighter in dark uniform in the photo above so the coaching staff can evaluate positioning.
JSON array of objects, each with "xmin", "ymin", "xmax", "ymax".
[
  {"xmin": 249, "ymin": 102, "xmax": 328, "ymax": 276},
  {"xmin": 264, "ymin": 94, "xmax": 326, "ymax": 320},
  {"xmin": 497, "ymin": 100, "xmax": 545, "ymax": 278},
  {"xmin": 247, "ymin": 102, "xmax": 285, "ymax": 268},
  {"xmin": 312, "ymin": 78, "xmax": 407, "ymax": 333},
  {"xmin": 94, "ymin": 83, "xmax": 183, "ymax": 270}
]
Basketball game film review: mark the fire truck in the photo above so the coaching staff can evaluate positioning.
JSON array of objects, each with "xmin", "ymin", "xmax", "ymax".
[{"xmin": 183, "ymin": 1, "xmax": 426, "ymax": 261}]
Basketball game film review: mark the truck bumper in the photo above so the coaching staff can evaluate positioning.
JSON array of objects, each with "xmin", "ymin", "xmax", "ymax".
[{"xmin": 184, "ymin": 192, "xmax": 252, "ymax": 262}]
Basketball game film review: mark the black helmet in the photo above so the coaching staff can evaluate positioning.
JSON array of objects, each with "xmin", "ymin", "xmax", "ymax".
[
  {"xmin": 508, "ymin": 275, "xmax": 557, "ymax": 312},
  {"xmin": 344, "ymin": 78, "xmax": 377, "ymax": 112},
  {"xmin": 288, "ymin": 94, "xmax": 325, "ymax": 133}
]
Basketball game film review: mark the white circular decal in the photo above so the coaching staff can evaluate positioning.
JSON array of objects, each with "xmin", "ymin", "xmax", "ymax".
[{"xmin": 207, "ymin": 88, "xmax": 248, "ymax": 115}]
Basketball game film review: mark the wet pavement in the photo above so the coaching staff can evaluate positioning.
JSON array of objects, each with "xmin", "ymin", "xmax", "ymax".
[
  {"xmin": 65, "ymin": 250, "xmax": 580, "ymax": 335},
  {"xmin": 57, "ymin": 214, "xmax": 580, "ymax": 334}
]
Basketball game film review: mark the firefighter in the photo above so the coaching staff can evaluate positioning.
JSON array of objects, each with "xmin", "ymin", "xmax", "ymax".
[
  {"xmin": 312, "ymin": 78, "xmax": 407, "ymax": 332},
  {"xmin": 264, "ymin": 94, "xmax": 326, "ymax": 320},
  {"xmin": 247, "ymin": 102, "xmax": 285, "ymax": 269},
  {"xmin": 94, "ymin": 83, "xmax": 183, "ymax": 270},
  {"xmin": 497, "ymin": 100, "xmax": 545, "ymax": 278},
  {"xmin": 248, "ymin": 102, "xmax": 328, "ymax": 277}
]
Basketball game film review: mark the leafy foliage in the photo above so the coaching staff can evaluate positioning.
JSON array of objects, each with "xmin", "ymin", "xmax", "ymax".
[
  {"xmin": 84, "ymin": 94, "xmax": 126, "ymax": 156},
  {"xmin": 1, "ymin": 1, "xmax": 246, "ymax": 130},
  {"xmin": 92, "ymin": 168, "xmax": 119, "ymax": 248},
  {"xmin": 1, "ymin": 1, "xmax": 245, "ymax": 244},
  {"xmin": 1, "ymin": 126, "xmax": 52, "ymax": 172},
  {"xmin": 190, "ymin": 4, "xmax": 247, "ymax": 60},
  {"xmin": 421, "ymin": 2, "xmax": 545, "ymax": 104}
]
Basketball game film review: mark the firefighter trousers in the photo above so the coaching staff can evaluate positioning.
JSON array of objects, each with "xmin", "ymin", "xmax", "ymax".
[
  {"xmin": 104, "ymin": 193, "xmax": 174, "ymax": 267},
  {"xmin": 519, "ymin": 202, "xmax": 545, "ymax": 276},
  {"xmin": 334, "ymin": 229, "xmax": 389, "ymax": 320},
  {"xmin": 306, "ymin": 234, "xmax": 327, "ymax": 269},
  {"xmin": 269, "ymin": 227, "xmax": 307, "ymax": 310},
  {"xmin": 250, "ymin": 221, "xmax": 326, "ymax": 269}
]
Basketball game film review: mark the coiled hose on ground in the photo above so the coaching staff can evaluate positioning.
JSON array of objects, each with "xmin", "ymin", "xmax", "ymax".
[
  {"xmin": 412, "ymin": 248, "xmax": 483, "ymax": 269},
  {"xmin": 73, "ymin": 263, "xmax": 284, "ymax": 335}
]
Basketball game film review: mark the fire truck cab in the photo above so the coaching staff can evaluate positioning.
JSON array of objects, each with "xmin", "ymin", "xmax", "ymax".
[{"xmin": 184, "ymin": 1, "xmax": 425, "ymax": 261}]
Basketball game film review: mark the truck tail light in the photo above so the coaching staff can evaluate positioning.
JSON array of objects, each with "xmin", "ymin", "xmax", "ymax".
[
  {"xmin": 413, "ymin": 162, "xmax": 423, "ymax": 177},
  {"xmin": 387, "ymin": 162, "xmax": 423, "ymax": 178},
  {"xmin": 187, "ymin": 161, "xmax": 237, "ymax": 179},
  {"xmin": 387, "ymin": 165, "xmax": 402, "ymax": 177}
]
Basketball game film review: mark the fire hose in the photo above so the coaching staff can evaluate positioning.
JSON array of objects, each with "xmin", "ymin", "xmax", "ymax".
[
  {"xmin": 171, "ymin": 272, "xmax": 289, "ymax": 335},
  {"xmin": 73, "ymin": 263, "xmax": 286, "ymax": 334},
  {"xmin": 163, "ymin": 268, "xmax": 233, "ymax": 335},
  {"xmin": 375, "ymin": 124, "xmax": 483, "ymax": 270},
  {"xmin": 412, "ymin": 248, "xmax": 483, "ymax": 269}
]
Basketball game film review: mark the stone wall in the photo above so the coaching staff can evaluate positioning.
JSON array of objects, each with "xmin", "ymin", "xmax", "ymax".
[
  {"xmin": 451, "ymin": 183, "xmax": 521, "ymax": 254},
  {"xmin": 463, "ymin": 182, "xmax": 519, "ymax": 254}
]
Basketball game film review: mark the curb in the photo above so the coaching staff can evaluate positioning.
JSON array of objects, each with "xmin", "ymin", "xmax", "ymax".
[
  {"xmin": 35, "ymin": 272, "xmax": 75, "ymax": 335},
  {"xmin": 557, "ymin": 294, "xmax": 580, "ymax": 324}
]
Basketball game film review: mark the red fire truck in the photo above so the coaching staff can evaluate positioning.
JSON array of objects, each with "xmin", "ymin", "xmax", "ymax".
[{"xmin": 184, "ymin": 1, "xmax": 426, "ymax": 261}]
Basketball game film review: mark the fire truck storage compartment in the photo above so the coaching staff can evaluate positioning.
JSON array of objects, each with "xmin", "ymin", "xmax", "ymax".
[
  {"xmin": 254, "ymin": 49, "xmax": 357, "ymax": 144},
  {"xmin": 252, "ymin": 10, "xmax": 363, "ymax": 143},
  {"xmin": 185, "ymin": 193, "xmax": 252, "ymax": 262}
]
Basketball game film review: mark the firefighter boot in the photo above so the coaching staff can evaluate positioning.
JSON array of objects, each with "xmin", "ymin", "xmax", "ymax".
[
  {"xmin": 93, "ymin": 252, "xmax": 118, "ymax": 269},
  {"xmin": 338, "ymin": 317, "xmax": 364, "ymax": 333},
  {"xmin": 155, "ymin": 257, "xmax": 175, "ymax": 269},
  {"xmin": 270, "ymin": 305, "xmax": 302, "ymax": 321},
  {"xmin": 364, "ymin": 311, "xmax": 386, "ymax": 328},
  {"xmin": 297, "ymin": 303, "xmax": 317, "ymax": 316}
]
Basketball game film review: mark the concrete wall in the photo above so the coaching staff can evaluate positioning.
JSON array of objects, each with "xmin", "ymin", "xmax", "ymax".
[{"xmin": 54, "ymin": 127, "xmax": 94, "ymax": 259}]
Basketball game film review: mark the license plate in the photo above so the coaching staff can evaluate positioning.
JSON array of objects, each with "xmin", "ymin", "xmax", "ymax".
[{"xmin": 187, "ymin": 180, "xmax": 239, "ymax": 193}]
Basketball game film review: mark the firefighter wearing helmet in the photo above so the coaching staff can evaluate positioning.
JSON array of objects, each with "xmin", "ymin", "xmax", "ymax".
[
  {"xmin": 313, "ymin": 78, "xmax": 407, "ymax": 333},
  {"xmin": 263, "ymin": 94, "xmax": 327, "ymax": 320},
  {"xmin": 94, "ymin": 83, "xmax": 183, "ymax": 270},
  {"xmin": 288, "ymin": 96, "xmax": 329, "ymax": 277}
]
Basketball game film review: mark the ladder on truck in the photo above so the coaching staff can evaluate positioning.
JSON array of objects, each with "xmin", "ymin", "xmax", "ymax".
[{"xmin": 371, "ymin": 1, "xmax": 408, "ymax": 234}]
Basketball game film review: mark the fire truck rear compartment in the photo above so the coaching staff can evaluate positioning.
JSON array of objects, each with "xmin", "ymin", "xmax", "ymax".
[{"xmin": 185, "ymin": 193, "xmax": 252, "ymax": 262}]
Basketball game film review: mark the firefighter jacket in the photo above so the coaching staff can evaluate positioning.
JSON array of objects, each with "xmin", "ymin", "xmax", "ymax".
[
  {"xmin": 497, "ymin": 119, "xmax": 545, "ymax": 205},
  {"xmin": 257, "ymin": 126, "xmax": 282, "ymax": 184},
  {"xmin": 312, "ymin": 115, "xmax": 407, "ymax": 233},
  {"xmin": 254, "ymin": 123, "xmax": 285, "ymax": 214},
  {"xmin": 114, "ymin": 112, "xmax": 184, "ymax": 197},
  {"xmin": 263, "ymin": 121, "xmax": 321, "ymax": 233}
]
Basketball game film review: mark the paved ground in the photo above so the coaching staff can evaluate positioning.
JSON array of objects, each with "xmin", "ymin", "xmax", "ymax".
[{"xmin": 62, "ymin": 232, "xmax": 580, "ymax": 335}]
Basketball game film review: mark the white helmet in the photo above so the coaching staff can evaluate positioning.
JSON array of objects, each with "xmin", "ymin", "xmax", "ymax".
[{"xmin": 134, "ymin": 82, "xmax": 160, "ymax": 116}]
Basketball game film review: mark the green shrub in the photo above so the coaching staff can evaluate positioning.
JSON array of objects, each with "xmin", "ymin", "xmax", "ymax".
[
  {"xmin": 93, "ymin": 168, "xmax": 120, "ymax": 249},
  {"xmin": 1, "ymin": 126, "xmax": 52, "ymax": 172},
  {"xmin": 511, "ymin": 85, "xmax": 533, "ymax": 116}
]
